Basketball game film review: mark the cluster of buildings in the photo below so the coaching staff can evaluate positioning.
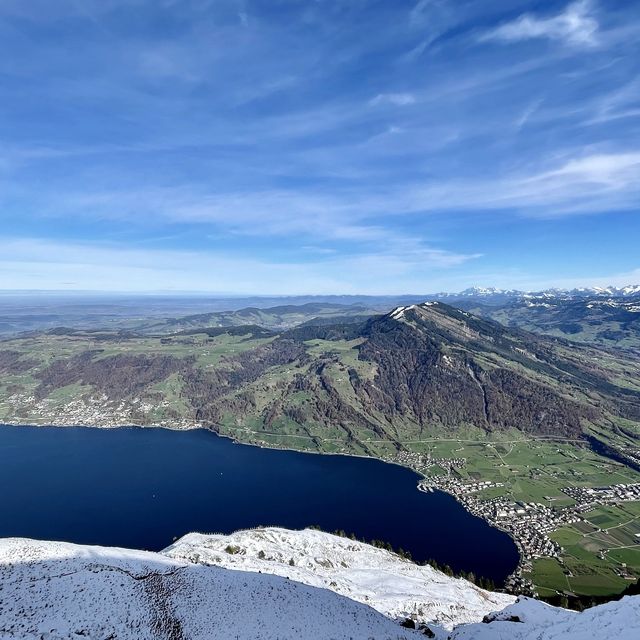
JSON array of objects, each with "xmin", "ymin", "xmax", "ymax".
[
  {"xmin": 427, "ymin": 456, "xmax": 466, "ymax": 473},
  {"xmin": 3, "ymin": 391, "xmax": 198, "ymax": 430},
  {"xmin": 391, "ymin": 451, "xmax": 466, "ymax": 475},
  {"xmin": 561, "ymin": 482, "xmax": 640, "ymax": 512},
  {"xmin": 392, "ymin": 450, "xmax": 432, "ymax": 473},
  {"xmin": 421, "ymin": 476, "xmax": 578, "ymax": 560},
  {"xmin": 489, "ymin": 499, "xmax": 580, "ymax": 559},
  {"xmin": 416, "ymin": 465, "xmax": 640, "ymax": 596},
  {"xmin": 418, "ymin": 474, "xmax": 584, "ymax": 595}
]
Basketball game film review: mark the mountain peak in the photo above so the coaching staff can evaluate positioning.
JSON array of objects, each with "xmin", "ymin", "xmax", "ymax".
[{"xmin": 388, "ymin": 301, "xmax": 442, "ymax": 321}]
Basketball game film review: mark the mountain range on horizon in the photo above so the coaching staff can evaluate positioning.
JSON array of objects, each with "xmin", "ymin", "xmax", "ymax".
[{"xmin": 430, "ymin": 284, "xmax": 640, "ymax": 301}]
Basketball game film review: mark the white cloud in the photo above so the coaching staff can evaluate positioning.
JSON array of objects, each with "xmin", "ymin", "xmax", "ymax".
[
  {"xmin": 26, "ymin": 150, "xmax": 640, "ymax": 248},
  {"xmin": 399, "ymin": 150, "xmax": 640, "ymax": 216},
  {"xmin": 369, "ymin": 93, "xmax": 416, "ymax": 107},
  {"xmin": 481, "ymin": 1, "xmax": 599, "ymax": 48},
  {"xmin": 530, "ymin": 152, "xmax": 640, "ymax": 187},
  {"xmin": 514, "ymin": 98, "xmax": 544, "ymax": 131}
]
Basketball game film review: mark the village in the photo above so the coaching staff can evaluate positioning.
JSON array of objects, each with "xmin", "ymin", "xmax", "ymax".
[
  {"xmin": 562, "ymin": 482, "xmax": 640, "ymax": 511},
  {"xmin": 416, "ymin": 461, "xmax": 640, "ymax": 595}
]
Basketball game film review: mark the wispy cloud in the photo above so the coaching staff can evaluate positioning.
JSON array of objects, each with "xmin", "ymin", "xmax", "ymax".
[
  {"xmin": 481, "ymin": 1, "xmax": 599, "ymax": 48},
  {"xmin": 369, "ymin": 93, "xmax": 416, "ymax": 107},
  {"xmin": 514, "ymin": 98, "xmax": 544, "ymax": 131},
  {"xmin": 405, "ymin": 0, "xmax": 456, "ymax": 58},
  {"xmin": 406, "ymin": 151, "xmax": 640, "ymax": 216},
  {"xmin": 0, "ymin": 237, "xmax": 480, "ymax": 294},
  {"xmin": 581, "ymin": 78, "xmax": 640, "ymax": 125},
  {"xmin": 529, "ymin": 152, "xmax": 640, "ymax": 188}
]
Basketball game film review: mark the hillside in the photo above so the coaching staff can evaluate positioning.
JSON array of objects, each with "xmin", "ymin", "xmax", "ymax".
[
  {"xmin": 164, "ymin": 527, "xmax": 515, "ymax": 630},
  {"xmin": 0, "ymin": 534, "xmax": 421, "ymax": 640},
  {"xmin": 141, "ymin": 302, "xmax": 377, "ymax": 333},
  {"xmin": 1, "ymin": 529, "xmax": 638, "ymax": 640},
  {"xmin": 457, "ymin": 294, "xmax": 640, "ymax": 351},
  {"xmin": 3, "ymin": 301, "xmax": 638, "ymax": 443}
]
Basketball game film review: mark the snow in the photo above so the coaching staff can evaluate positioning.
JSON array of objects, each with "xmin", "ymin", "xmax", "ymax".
[
  {"xmin": 165, "ymin": 527, "xmax": 514, "ymax": 630},
  {"xmin": 389, "ymin": 302, "xmax": 442, "ymax": 322},
  {"xmin": 0, "ymin": 536, "xmax": 423, "ymax": 640},
  {"xmin": 432, "ymin": 284, "xmax": 640, "ymax": 300},
  {"xmin": 389, "ymin": 306, "xmax": 406, "ymax": 320},
  {"xmin": 1, "ymin": 531, "xmax": 639, "ymax": 640},
  {"xmin": 448, "ymin": 595, "xmax": 640, "ymax": 640},
  {"xmin": 389, "ymin": 305, "xmax": 421, "ymax": 320}
]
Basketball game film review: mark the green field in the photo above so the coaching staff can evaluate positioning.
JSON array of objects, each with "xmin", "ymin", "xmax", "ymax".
[{"xmin": 415, "ymin": 435, "xmax": 640, "ymax": 595}]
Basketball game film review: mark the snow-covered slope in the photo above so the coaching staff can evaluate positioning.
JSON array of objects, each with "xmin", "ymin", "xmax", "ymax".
[
  {"xmin": 449, "ymin": 595, "xmax": 640, "ymax": 640},
  {"xmin": 0, "ymin": 537, "xmax": 423, "ymax": 640},
  {"xmin": 164, "ymin": 527, "xmax": 514, "ymax": 630},
  {"xmin": 2, "ymin": 530, "xmax": 639, "ymax": 640}
]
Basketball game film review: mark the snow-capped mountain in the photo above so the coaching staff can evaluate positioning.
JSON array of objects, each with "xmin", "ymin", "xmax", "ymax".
[
  {"xmin": 1, "ymin": 528, "xmax": 639, "ymax": 640},
  {"xmin": 431, "ymin": 287, "xmax": 522, "ymax": 302},
  {"xmin": 431, "ymin": 284, "xmax": 640, "ymax": 302}
]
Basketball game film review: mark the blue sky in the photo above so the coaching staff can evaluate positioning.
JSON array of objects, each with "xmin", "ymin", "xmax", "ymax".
[{"xmin": 1, "ymin": 0, "xmax": 639, "ymax": 294}]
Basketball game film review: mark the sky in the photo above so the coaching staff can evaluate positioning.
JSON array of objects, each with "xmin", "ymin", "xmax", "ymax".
[{"xmin": 1, "ymin": 0, "xmax": 639, "ymax": 295}]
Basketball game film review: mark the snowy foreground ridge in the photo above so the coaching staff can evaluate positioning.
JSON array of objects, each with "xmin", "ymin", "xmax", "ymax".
[
  {"xmin": 0, "ymin": 528, "xmax": 638, "ymax": 640},
  {"xmin": 164, "ymin": 527, "xmax": 514, "ymax": 630}
]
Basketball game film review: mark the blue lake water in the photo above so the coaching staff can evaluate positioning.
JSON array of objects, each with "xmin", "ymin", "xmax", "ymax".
[{"xmin": 0, "ymin": 424, "xmax": 519, "ymax": 584}]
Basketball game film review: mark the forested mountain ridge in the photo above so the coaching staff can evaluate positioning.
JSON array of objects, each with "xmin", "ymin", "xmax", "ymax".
[{"xmin": 1, "ymin": 301, "xmax": 638, "ymax": 454}]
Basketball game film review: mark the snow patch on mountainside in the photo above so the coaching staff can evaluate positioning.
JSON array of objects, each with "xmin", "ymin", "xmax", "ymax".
[{"xmin": 165, "ymin": 527, "xmax": 515, "ymax": 630}]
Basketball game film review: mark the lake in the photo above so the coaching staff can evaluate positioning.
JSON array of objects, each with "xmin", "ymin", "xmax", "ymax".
[{"xmin": 0, "ymin": 424, "xmax": 519, "ymax": 584}]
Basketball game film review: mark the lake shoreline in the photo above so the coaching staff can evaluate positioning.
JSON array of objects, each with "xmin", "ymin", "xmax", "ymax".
[{"xmin": 0, "ymin": 419, "xmax": 522, "ymax": 586}]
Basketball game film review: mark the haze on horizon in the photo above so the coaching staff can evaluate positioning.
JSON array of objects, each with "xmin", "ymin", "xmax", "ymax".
[{"xmin": 1, "ymin": 0, "xmax": 639, "ymax": 295}]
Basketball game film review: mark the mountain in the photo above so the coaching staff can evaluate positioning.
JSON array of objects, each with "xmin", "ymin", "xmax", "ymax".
[
  {"xmin": 141, "ymin": 302, "xmax": 378, "ymax": 334},
  {"xmin": 457, "ymin": 294, "xmax": 640, "ymax": 351},
  {"xmin": 2, "ymin": 301, "xmax": 639, "ymax": 448},
  {"xmin": 214, "ymin": 301, "xmax": 638, "ymax": 447},
  {"xmin": 1, "ymin": 529, "xmax": 638, "ymax": 639},
  {"xmin": 3, "ymin": 286, "xmax": 639, "ymax": 338},
  {"xmin": 429, "ymin": 285, "xmax": 640, "ymax": 305}
]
